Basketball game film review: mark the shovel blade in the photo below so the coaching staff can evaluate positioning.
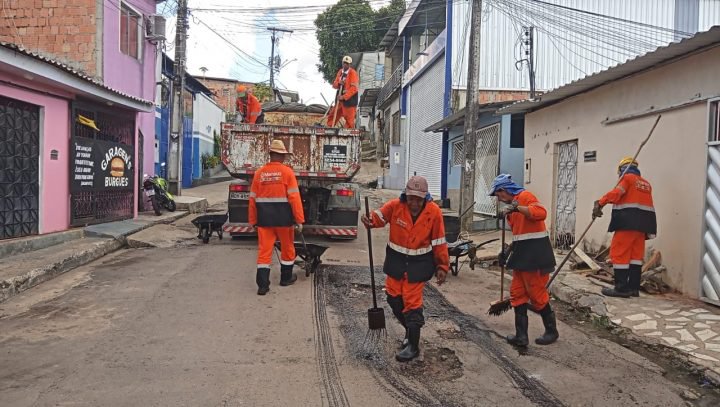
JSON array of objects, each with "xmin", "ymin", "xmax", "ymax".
[{"xmin": 368, "ymin": 307, "xmax": 386, "ymax": 330}]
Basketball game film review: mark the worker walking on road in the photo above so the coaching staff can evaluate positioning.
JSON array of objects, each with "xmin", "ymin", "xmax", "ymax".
[
  {"xmin": 327, "ymin": 55, "xmax": 359, "ymax": 129},
  {"xmin": 249, "ymin": 140, "xmax": 305, "ymax": 295},
  {"xmin": 236, "ymin": 84, "xmax": 264, "ymax": 124},
  {"xmin": 593, "ymin": 158, "xmax": 656, "ymax": 298},
  {"xmin": 491, "ymin": 174, "xmax": 559, "ymax": 347},
  {"xmin": 361, "ymin": 176, "xmax": 449, "ymax": 362}
]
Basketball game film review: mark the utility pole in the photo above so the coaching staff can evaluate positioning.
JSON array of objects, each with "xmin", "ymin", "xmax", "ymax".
[
  {"xmin": 525, "ymin": 26, "xmax": 536, "ymax": 99},
  {"xmin": 267, "ymin": 27, "xmax": 293, "ymax": 93},
  {"xmin": 168, "ymin": 0, "xmax": 188, "ymax": 195},
  {"xmin": 460, "ymin": 0, "xmax": 483, "ymax": 231}
]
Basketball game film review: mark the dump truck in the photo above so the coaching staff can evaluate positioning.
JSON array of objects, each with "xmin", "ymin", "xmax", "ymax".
[{"xmin": 221, "ymin": 120, "xmax": 362, "ymax": 239}]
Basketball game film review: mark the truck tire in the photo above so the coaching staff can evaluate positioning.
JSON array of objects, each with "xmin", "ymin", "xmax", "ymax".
[{"xmin": 150, "ymin": 195, "xmax": 161, "ymax": 216}]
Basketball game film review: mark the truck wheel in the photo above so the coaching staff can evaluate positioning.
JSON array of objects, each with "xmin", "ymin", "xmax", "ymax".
[{"xmin": 150, "ymin": 195, "xmax": 161, "ymax": 216}]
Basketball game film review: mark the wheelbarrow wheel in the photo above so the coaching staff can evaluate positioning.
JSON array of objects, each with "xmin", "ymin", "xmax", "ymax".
[
  {"xmin": 202, "ymin": 227, "xmax": 211, "ymax": 244},
  {"xmin": 451, "ymin": 267, "xmax": 459, "ymax": 276}
]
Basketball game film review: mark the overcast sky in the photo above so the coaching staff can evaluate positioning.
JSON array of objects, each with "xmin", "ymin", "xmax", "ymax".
[{"xmin": 161, "ymin": 0, "xmax": 394, "ymax": 105}]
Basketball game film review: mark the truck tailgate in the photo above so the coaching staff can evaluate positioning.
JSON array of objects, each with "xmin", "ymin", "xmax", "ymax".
[{"xmin": 221, "ymin": 123, "xmax": 361, "ymax": 179}]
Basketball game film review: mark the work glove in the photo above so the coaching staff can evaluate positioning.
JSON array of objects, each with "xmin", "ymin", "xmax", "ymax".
[
  {"xmin": 294, "ymin": 223, "xmax": 303, "ymax": 233},
  {"xmin": 501, "ymin": 200, "xmax": 519, "ymax": 217},
  {"xmin": 435, "ymin": 268, "xmax": 448, "ymax": 286},
  {"xmin": 498, "ymin": 243, "xmax": 511, "ymax": 267},
  {"xmin": 592, "ymin": 200, "xmax": 604, "ymax": 219}
]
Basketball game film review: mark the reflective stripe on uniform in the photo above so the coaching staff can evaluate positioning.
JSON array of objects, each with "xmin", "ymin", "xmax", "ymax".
[
  {"xmin": 280, "ymin": 260, "xmax": 295, "ymax": 266},
  {"xmin": 287, "ymin": 188, "xmax": 299, "ymax": 194},
  {"xmin": 249, "ymin": 192, "xmax": 257, "ymax": 198},
  {"xmin": 257, "ymin": 264, "xmax": 271, "ymax": 269},
  {"xmin": 614, "ymin": 264, "xmax": 630, "ymax": 269},
  {"xmin": 255, "ymin": 197, "xmax": 289, "ymax": 203},
  {"xmin": 512, "ymin": 231, "xmax": 549, "ymax": 242},
  {"xmin": 617, "ymin": 185, "xmax": 626, "ymax": 194},
  {"xmin": 431, "ymin": 237, "xmax": 447, "ymax": 247},
  {"xmin": 374, "ymin": 209, "xmax": 386, "ymax": 224},
  {"xmin": 613, "ymin": 203, "xmax": 655, "ymax": 212},
  {"xmin": 630, "ymin": 260, "xmax": 643, "ymax": 265},
  {"xmin": 388, "ymin": 241, "xmax": 432, "ymax": 256}
]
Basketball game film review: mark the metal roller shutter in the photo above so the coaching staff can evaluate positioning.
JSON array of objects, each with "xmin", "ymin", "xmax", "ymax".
[{"xmin": 406, "ymin": 57, "xmax": 445, "ymax": 197}]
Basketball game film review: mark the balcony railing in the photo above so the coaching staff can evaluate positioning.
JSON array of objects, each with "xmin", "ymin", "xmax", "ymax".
[{"xmin": 376, "ymin": 65, "xmax": 402, "ymax": 107}]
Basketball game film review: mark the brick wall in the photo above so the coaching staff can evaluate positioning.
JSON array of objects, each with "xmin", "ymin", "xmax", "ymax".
[
  {"xmin": 197, "ymin": 78, "xmax": 256, "ymax": 114},
  {"xmin": 0, "ymin": 0, "xmax": 100, "ymax": 77},
  {"xmin": 477, "ymin": 90, "xmax": 530, "ymax": 104}
]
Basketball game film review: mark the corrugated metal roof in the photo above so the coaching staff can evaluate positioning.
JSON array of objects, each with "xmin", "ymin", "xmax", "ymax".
[
  {"xmin": 0, "ymin": 41, "xmax": 154, "ymax": 106},
  {"xmin": 424, "ymin": 101, "xmax": 515, "ymax": 132},
  {"xmin": 500, "ymin": 26, "xmax": 720, "ymax": 115}
]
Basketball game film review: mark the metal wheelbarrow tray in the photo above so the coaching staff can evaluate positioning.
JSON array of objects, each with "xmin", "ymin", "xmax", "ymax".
[
  {"xmin": 447, "ymin": 237, "xmax": 499, "ymax": 276},
  {"xmin": 275, "ymin": 240, "xmax": 329, "ymax": 276},
  {"xmin": 191, "ymin": 214, "xmax": 228, "ymax": 244}
]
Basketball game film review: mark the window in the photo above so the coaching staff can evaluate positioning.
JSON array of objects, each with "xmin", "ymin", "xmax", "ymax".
[
  {"xmin": 451, "ymin": 140, "xmax": 464, "ymax": 166},
  {"xmin": 120, "ymin": 3, "xmax": 141, "ymax": 59},
  {"xmin": 223, "ymin": 88, "xmax": 229, "ymax": 96},
  {"xmin": 391, "ymin": 111, "xmax": 400, "ymax": 145},
  {"xmin": 711, "ymin": 101, "xmax": 720, "ymax": 142}
]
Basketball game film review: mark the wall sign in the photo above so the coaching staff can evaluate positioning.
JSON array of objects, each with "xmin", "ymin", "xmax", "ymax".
[
  {"xmin": 323, "ymin": 145, "xmax": 347, "ymax": 167},
  {"xmin": 71, "ymin": 138, "xmax": 134, "ymax": 192},
  {"xmin": 584, "ymin": 151, "xmax": 597, "ymax": 162}
]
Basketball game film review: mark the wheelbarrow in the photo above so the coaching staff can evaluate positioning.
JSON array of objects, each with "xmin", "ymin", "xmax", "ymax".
[
  {"xmin": 274, "ymin": 240, "xmax": 329, "ymax": 277},
  {"xmin": 191, "ymin": 213, "xmax": 228, "ymax": 244},
  {"xmin": 447, "ymin": 237, "xmax": 499, "ymax": 276}
]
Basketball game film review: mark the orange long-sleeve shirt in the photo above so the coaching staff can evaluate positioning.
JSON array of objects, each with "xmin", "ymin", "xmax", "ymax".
[{"xmin": 249, "ymin": 162, "xmax": 305, "ymax": 227}]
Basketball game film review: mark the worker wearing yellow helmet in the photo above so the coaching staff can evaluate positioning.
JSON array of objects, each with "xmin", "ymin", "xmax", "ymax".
[{"xmin": 592, "ymin": 157, "xmax": 656, "ymax": 298}]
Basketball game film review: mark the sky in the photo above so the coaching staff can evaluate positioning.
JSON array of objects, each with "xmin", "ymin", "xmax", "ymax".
[{"xmin": 160, "ymin": 0, "xmax": 397, "ymax": 105}]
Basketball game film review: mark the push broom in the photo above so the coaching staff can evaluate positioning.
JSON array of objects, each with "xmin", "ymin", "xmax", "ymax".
[
  {"xmin": 488, "ymin": 114, "xmax": 662, "ymax": 316},
  {"xmin": 364, "ymin": 196, "xmax": 386, "ymax": 336}
]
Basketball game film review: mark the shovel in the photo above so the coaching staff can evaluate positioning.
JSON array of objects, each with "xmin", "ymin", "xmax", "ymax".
[{"xmin": 364, "ymin": 196, "xmax": 386, "ymax": 331}]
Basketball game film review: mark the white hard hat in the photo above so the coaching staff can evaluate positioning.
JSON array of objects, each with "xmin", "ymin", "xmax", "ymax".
[{"xmin": 342, "ymin": 55, "xmax": 352, "ymax": 64}]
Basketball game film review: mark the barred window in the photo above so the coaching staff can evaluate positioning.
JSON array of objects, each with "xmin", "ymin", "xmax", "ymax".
[{"xmin": 451, "ymin": 140, "xmax": 464, "ymax": 166}]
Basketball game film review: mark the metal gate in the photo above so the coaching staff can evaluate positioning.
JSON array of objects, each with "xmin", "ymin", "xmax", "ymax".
[
  {"xmin": 407, "ymin": 57, "xmax": 445, "ymax": 197},
  {"xmin": 70, "ymin": 104, "xmax": 135, "ymax": 226},
  {"xmin": 0, "ymin": 96, "xmax": 40, "ymax": 239},
  {"xmin": 473, "ymin": 123, "xmax": 500, "ymax": 215},
  {"xmin": 701, "ymin": 101, "xmax": 720, "ymax": 305},
  {"xmin": 553, "ymin": 140, "xmax": 578, "ymax": 249}
]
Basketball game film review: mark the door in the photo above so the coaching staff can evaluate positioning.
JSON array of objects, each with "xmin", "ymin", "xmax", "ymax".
[
  {"xmin": 0, "ymin": 96, "xmax": 40, "ymax": 239},
  {"xmin": 701, "ymin": 101, "xmax": 720, "ymax": 305},
  {"xmin": 553, "ymin": 140, "xmax": 578, "ymax": 250},
  {"xmin": 473, "ymin": 123, "xmax": 501, "ymax": 215}
]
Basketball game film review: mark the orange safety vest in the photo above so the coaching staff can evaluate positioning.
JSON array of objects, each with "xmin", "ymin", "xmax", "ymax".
[
  {"xmin": 506, "ymin": 190, "xmax": 556, "ymax": 272},
  {"xmin": 249, "ymin": 162, "xmax": 305, "ymax": 227},
  {"xmin": 600, "ymin": 173, "xmax": 656, "ymax": 235},
  {"xmin": 236, "ymin": 94, "xmax": 262, "ymax": 124},
  {"xmin": 370, "ymin": 198, "xmax": 449, "ymax": 282},
  {"xmin": 333, "ymin": 67, "xmax": 359, "ymax": 107}
]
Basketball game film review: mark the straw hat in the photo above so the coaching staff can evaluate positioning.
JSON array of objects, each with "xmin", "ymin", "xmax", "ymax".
[{"xmin": 269, "ymin": 139, "xmax": 292, "ymax": 155}]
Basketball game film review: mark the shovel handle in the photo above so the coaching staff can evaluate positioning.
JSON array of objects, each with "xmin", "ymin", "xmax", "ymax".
[
  {"xmin": 364, "ymin": 196, "xmax": 379, "ymax": 309},
  {"xmin": 500, "ymin": 217, "xmax": 506, "ymax": 301}
]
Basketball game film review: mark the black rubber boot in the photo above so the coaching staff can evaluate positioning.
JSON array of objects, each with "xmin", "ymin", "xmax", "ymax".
[
  {"xmin": 601, "ymin": 268, "xmax": 631, "ymax": 298},
  {"xmin": 256, "ymin": 268, "xmax": 271, "ymax": 295},
  {"xmin": 386, "ymin": 294, "xmax": 408, "ymax": 349},
  {"xmin": 535, "ymin": 304, "xmax": 559, "ymax": 345},
  {"xmin": 396, "ymin": 308, "xmax": 424, "ymax": 362},
  {"xmin": 629, "ymin": 264, "xmax": 641, "ymax": 297},
  {"xmin": 506, "ymin": 304, "xmax": 529, "ymax": 347},
  {"xmin": 279, "ymin": 265, "xmax": 297, "ymax": 286}
]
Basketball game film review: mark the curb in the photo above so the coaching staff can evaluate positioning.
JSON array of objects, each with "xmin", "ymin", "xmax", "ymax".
[{"xmin": 0, "ymin": 238, "xmax": 124, "ymax": 303}]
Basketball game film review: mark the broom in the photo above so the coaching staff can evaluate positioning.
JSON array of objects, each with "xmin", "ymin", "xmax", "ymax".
[
  {"xmin": 364, "ymin": 196, "xmax": 386, "ymax": 333},
  {"xmin": 487, "ymin": 114, "xmax": 662, "ymax": 316}
]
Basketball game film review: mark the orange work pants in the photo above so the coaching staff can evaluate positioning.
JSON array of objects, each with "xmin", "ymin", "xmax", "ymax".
[
  {"xmin": 256, "ymin": 226, "xmax": 296, "ymax": 269},
  {"xmin": 327, "ymin": 103, "xmax": 356, "ymax": 128},
  {"xmin": 385, "ymin": 274, "xmax": 424, "ymax": 313},
  {"xmin": 609, "ymin": 230, "xmax": 645, "ymax": 269},
  {"xmin": 510, "ymin": 270, "xmax": 550, "ymax": 311}
]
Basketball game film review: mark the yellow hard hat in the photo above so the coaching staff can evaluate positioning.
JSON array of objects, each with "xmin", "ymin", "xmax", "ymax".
[
  {"xmin": 618, "ymin": 157, "xmax": 638, "ymax": 171},
  {"xmin": 342, "ymin": 55, "xmax": 352, "ymax": 64}
]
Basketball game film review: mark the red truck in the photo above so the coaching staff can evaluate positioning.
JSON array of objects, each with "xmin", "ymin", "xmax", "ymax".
[{"xmin": 221, "ymin": 121, "xmax": 362, "ymax": 239}]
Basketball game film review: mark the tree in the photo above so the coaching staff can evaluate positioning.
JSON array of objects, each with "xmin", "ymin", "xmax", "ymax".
[
  {"xmin": 252, "ymin": 82, "xmax": 273, "ymax": 102},
  {"xmin": 314, "ymin": 0, "xmax": 405, "ymax": 84}
]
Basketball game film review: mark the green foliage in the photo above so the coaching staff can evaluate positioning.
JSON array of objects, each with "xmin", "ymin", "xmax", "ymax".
[
  {"xmin": 252, "ymin": 82, "xmax": 273, "ymax": 102},
  {"xmin": 213, "ymin": 131, "xmax": 221, "ymax": 158},
  {"xmin": 202, "ymin": 153, "xmax": 221, "ymax": 170},
  {"xmin": 314, "ymin": 0, "xmax": 405, "ymax": 83}
]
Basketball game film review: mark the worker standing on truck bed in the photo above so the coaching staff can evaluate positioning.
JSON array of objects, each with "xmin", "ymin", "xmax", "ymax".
[
  {"xmin": 361, "ymin": 176, "xmax": 449, "ymax": 362},
  {"xmin": 249, "ymin": 140, "xmax": 305, "ymax": 295},
  {"xmin": 593, "ymin": 157, "xmax": 656, "ymax": 298},
  {"xmin": 236, "ymin": 84, "xmax": 264, "ymax": 124},
  {"xmin": 327, "ymin": 55, "xmax": 359, "ymax": 129}
]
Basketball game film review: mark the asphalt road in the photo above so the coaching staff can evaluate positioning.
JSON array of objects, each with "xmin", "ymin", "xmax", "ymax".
[{"xmin": 0, "ymin": 196, "xmax": 713, "ymax": 406}]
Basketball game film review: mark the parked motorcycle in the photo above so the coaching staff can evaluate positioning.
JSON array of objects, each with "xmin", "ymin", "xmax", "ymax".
[{"xmin": 143, "ymin": 166, "xmax": 176, "ymax": 215}]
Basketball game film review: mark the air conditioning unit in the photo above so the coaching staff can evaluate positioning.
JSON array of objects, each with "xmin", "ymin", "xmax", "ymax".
[{"xmin": 146, "ymin": 15, "xmax": 166, "ymax": 41}]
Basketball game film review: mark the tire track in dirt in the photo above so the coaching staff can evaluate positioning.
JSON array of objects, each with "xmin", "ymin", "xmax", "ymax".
[
  {"xmin": 423, "ymin": 285, "xmax": 565, "ymax": 407},
  {"xmin": 312, "ymin": 267, "xmax": 351, "ymax": 407}
]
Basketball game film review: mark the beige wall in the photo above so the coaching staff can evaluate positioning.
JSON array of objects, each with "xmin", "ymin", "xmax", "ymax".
[{"xmin": 524, "ymin": 46, "xmax": 720, "ymax": 297}]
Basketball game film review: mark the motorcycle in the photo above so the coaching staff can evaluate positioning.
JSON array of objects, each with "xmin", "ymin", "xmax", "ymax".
[{"xmin": 143, "ymin": 165, "xmax": 176, "ymax": 215}]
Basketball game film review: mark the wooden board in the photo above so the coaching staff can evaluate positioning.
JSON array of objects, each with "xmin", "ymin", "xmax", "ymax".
[{"xmin": 573, "ymin": 247, "xmax": 602, "ymax": 272}]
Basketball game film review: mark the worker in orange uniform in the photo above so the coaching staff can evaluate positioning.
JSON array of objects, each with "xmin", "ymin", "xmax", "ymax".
[
  {"xmin": 327, "ymin": 55, "xmax": 359, "ymax": 129},
  {"xmin": 593, "ymin": 157, "xmax": 656, "ymax": 298},
  {"xmin": 361, "ymin": 176, "xmax": 449, "ymax": 362},
  {"xmin": 236, "ymin": 84, "xmax": 263, "ymax": 124},
  {"xmin": 249, "ymin": 140, "xmax": 305, "ymax": 295},
  {"xmin": 491, "ymin": 174, "xmax": 559, "ymax": 347}
]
